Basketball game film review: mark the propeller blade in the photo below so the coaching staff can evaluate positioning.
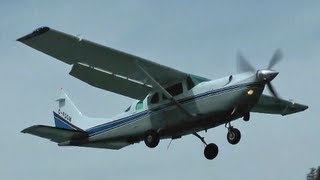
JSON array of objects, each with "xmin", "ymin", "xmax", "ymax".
[
  {"xmin": 268, "ymin": 49, "xmax": 283, "ymax": 69},
  {"xmin": 267, "ymin": 82, "xmax": 279, "ymax": 99},
  {"xmin": 237, "ymin": 52, "xmax": 256, "ymax": 72}
]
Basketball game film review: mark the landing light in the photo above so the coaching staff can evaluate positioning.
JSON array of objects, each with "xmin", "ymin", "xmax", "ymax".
[{"xmin": 247, "ymin": 89, "xmax": 254, "ymax": 96}]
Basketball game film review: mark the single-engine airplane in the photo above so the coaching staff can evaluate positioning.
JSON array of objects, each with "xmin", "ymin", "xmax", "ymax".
[{"xmin": 18, "ymin": 27, "xmax": 308, "ymax": 160}]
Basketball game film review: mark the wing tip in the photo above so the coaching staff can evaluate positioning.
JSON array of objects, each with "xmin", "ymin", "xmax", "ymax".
[
  {"xmin": 21, "ymin": 126, "xmax": 32, "ymax": 133},
  {"xmin": 281, "ymin": 103, "xmax": 309, "ymax": 116},
  {"xmin": 21, "ymin": 125, "xmax": 44, "ymax": 133},
  {"xmin": 17, "ymin": 26, "xmax": 50, "ymax": 42}
]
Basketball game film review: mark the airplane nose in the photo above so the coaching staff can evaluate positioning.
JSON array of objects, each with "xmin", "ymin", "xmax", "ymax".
[{"xmin": 257, "ymin": 69, "xmax": 279, "ymax": 82}]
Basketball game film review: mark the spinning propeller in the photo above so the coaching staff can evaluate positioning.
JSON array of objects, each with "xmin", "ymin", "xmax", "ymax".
[{"xmin": 237, "ymin": 49, "xmax": 283, "ymax": 99}]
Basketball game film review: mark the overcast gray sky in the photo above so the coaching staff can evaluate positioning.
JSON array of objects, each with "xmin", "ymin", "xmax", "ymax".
[{"xmin": 1, "ymin": 1, "xmax": 319, "ymax": 180}]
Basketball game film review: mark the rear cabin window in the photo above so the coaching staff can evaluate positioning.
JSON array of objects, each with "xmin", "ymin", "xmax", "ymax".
[
  {"xmin": 135, "ymin": 101, "xmax": 144, "ymax": 110},
  {"xmin": 150, "ymin": 93, "xmax": 159, "ymax": 104},
  {"xmin": 163, "ymin": 83, "xmax": 183, "ymax": 99}
]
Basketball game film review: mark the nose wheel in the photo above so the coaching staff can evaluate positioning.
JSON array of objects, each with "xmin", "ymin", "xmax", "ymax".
[
  {"xmin": 193, "ymin": 132, "xmax": 219, "ymax": 160},
  {"xmin": 225, "ymin": 122, "xmax": 241, "ymax": 145}
]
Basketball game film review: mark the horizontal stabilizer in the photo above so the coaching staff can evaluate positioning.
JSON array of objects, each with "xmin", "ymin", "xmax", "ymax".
[
  {"xmin": 21, "ymin": 125, "xmax": 87, "ymax": 143},
  {"xmin": 251, "ymin": 94, "xmax": 308, "ymax": 116}
]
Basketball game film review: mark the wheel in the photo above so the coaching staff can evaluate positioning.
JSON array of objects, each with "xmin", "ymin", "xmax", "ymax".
[
  {"xmin": 243, "ymin": 112, "xmax": 250, "ymax": 121},
  {"xmin": 144, "ymin": 130, "xmax": 160, "ymax": 148},
  {"xmin": 227, "ymin": 128, "xmax": 241, "ymax": 145},
  {"xmin": 204, "ymin": 143, "xmax": 219, "ymax": 160}
]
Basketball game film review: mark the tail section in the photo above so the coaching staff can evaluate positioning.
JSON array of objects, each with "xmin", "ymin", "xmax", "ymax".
[{"xmin": 53, "ymin": 90, "xmax": 86, "ymax": 131}]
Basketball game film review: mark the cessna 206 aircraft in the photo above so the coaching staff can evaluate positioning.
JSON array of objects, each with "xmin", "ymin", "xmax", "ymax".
[{"xmin": 18, "ymin": 27, "xmax": 308, "ymax": 160}]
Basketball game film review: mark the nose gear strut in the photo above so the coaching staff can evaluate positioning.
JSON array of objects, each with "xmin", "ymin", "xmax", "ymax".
[{"xmin": 225, "ymin": 122, "xmax": 241, "ymax": 145}]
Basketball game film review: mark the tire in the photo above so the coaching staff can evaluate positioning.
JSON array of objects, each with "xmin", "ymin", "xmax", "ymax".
[
  {"xmin": 144, "ymin": 130, "xmax": 160, "ymax": 148},
  {"xmin": 227, "ymin": 128, "xmax": 241, "ymax": 145},
  {"xmin": 204, "ymin": 143, "xmax": 219, "ymax": 160}
]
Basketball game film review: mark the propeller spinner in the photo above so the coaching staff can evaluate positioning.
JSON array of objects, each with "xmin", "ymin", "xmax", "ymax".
[{"xmin": 237, "ymin": 49, "xmax": 283, "ymax": 99}]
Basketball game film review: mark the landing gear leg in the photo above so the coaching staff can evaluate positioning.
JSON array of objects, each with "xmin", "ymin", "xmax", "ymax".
[
  {"xmin": 225, "ymin": 122, "xmax": 241, "ymax": 145},
  {"xmin": 193, "ymin": 132, "xmax": 219, "ymax": 160},
  {"xmin": 243, "ymin": 112, "xmax": 250, "ymax": 121}
]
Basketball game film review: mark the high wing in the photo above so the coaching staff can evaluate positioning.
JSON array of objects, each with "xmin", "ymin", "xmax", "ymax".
[
  {"xmin": 251, "ymin": 94, "xmax": 308, "ymax": 116},
  {"xmin": 17, "ymin": 27, "xmax": 206, "ymax": 100}
]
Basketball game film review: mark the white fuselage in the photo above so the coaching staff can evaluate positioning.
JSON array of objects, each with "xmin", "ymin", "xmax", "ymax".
[{"xmin": 85, "ymin": 72, "xmax": 264, "ymax": 143}]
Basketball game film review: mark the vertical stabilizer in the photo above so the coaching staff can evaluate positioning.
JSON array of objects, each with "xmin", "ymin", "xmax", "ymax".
[{"xmin": 53, "ymin": 90, "xmax": 86, "ymax": 131}]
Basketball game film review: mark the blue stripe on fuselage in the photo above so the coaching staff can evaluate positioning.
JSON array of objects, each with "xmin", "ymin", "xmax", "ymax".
[
  {"xmin": 54, "ymin": 115, "xmax": 76, "ymax": 130},
  {"xmin": 86, "ymin": 111, "xmax": 149, "ymax": 135},
  {"xmin": 86, "ymin": 82, "xmax": 262, "ymax": 137},
  {"xmin": 53, "ymin": 112, "xmax": 82, "ymax": 131}
]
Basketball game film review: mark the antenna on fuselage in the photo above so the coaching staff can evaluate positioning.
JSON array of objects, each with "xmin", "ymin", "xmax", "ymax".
[{"xmin": 167, "ymin": 139, "xmax": 174, "ymax": 150}]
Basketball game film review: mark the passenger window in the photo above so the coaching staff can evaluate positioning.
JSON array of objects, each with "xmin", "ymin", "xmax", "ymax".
[
  {"xmin": 135, "ymin": 101, "xmax": 144, "ymax": 110},
  {"xmin": 151, "ymin": 93, "xmax": 159, "ymax": 104},
  {"xmin": 163, "ymin": 83, "xmax": 183, "ymax": 99},
  {"xmin": 167, "ymin": 83, "xmax": 183, "ymax": 96}
]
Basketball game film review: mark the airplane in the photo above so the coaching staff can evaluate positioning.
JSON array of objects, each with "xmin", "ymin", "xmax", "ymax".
[{"xmin": 18, "ymin": 27, "xmax": 308, "ymax": 160}]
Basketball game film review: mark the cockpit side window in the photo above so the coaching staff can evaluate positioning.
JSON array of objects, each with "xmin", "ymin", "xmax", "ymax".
[
  {"xmin": 135, "ymin": 101, "xmax": 144, "ymax": 111},
  {"xmin": 150, "ymin": 93, "xmax": 159, "ymax": 104},
  {"xmin": 163, "ymin": 83, "xmax": 183, "ymax": 99},
  {"xmin": 167, "ymin": 83, "xmax": 183, "ymax": 96}
]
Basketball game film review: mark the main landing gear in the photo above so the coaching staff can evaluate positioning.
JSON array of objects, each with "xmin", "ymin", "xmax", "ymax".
[
  {"xmin": 144, "ymin": 130, "xmax": 160, "ymax": 148},
  {"xmin": 193, "ymin": 124, "xmax": 241, "ymax": 160},
  {"xmin": 193, "ymin": 132, "xmax": 219, "ymax": 160},
  {"xmin": 243, "ymin": 112, "xmax": 250, "ymax": 122},
  {"xmin": 144, "ymin": 124, "xmax": 241, "ymax": 160}
]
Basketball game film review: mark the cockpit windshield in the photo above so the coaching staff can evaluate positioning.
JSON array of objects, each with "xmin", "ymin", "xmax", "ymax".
[{"xmin": 187, "ymin": 75, "xmax": 209, "ymax": 90}]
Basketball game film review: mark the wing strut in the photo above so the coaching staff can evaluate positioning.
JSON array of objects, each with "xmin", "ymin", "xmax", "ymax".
[{"xmin": 136, "ymin": 63, "xmax": 195, "ymax": 118}]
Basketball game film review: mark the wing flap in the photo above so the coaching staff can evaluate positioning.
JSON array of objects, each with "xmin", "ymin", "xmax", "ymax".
[
  {"xmin": 251, "ymin": 94, "xmax": 308, "ymax": 116},
  {"xmin": 69, "ymin": 63, "xmax": 152, "ymax": 100},
  {"xmin": 21, "ymin": 125, "xmax": 87, "ymax": 143}
]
